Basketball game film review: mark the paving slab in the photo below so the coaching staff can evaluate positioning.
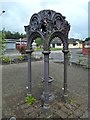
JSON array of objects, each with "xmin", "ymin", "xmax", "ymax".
[{"xmin": 1, "ymin": 61, "xmax": 89, "ymax": 119}]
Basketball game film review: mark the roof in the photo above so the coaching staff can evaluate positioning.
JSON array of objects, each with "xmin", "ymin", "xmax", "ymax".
[
  {"xmin": 5, "ymin": 39, "xmax": 16, "ymax": 43},
  {"xmin": 5, "ymin": 41, "xmax": 16, "ymax": 43},
  {"xmin": 51, "ymin": 37, "xmax": 81, "ymax": 44},
  {"xmin": 51, "ymin": 37, "xmax": 62, "ymax": 44},
  {"xmin": 5, "ymin": 39, "xmax": 19, "ymax": 41},
  {"xmin": 5, "ymin": 38, "xmax": 27, "ymax": 43}
]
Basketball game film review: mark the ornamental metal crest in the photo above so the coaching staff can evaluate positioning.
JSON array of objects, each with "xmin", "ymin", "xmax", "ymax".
[
  {"xmin": 25, "ymin": 10, "xmax": 70, "ymax": 35},
  {"xmin": 25, "ymin": 10, "xmax": 70, "ymax": 50}
]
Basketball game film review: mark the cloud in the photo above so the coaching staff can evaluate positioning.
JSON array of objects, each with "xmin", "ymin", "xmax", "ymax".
[
  {"xmin": 40, "ymin": 0, "xmax": 88, "ymax": 39},
  {"xmin": 0, "ymin": 0, "xmax": 89, "ymax": 39}
]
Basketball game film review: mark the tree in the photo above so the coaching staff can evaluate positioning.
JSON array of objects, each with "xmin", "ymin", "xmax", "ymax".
[
  {"xmin": 5, "ymin": 31, "xmax": 13, "ymax": 39},
  {"xmin": 13, "ymin": 32, "xmax": 20, "ymax": 39},
  {"xmin": 4, "ymin": 31, "xmax": 27, "ymax": 39},
  {"xmin": 85, "ymin": 37, "xmax": 90, "ymax": 41},
  {"xmin": 35, "ymin": 37, "xmax": 43, "ymax": 46},
  {"xmin": 20, "ymin": 33, "xmax": 27, "ymax": 38},
  {"xmin": 0, "ymin": 31, "xmax": 6, "ymax": 58}
]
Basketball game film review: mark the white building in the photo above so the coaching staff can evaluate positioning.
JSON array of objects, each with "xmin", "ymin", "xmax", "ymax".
[{"xmin": 50, "ymin": 37, "xmax": 82, "ymax": 49}]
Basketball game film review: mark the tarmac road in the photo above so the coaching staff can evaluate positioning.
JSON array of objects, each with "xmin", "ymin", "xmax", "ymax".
[{"xmin": 2, "ymin": 61, "xmax": 88, "ymax": 118}]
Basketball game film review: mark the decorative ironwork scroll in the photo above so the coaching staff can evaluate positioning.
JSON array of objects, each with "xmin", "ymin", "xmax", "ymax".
[{"xmin": 25, "ymin": 10, "xmax": 70, "ymax": 50}]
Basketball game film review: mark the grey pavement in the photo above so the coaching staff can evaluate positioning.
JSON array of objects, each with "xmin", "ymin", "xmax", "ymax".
[
  {"xmin": 33, "ymin": 49, "xmax": 89, "ymax": 67},
  {"xmin": 1, "ymin": 61, "xmax": 89, "ymax": 118},
  {"xmin": 4, "ymin": 49, "xmax": 21, "ymax": 56},
  {"xmin": 3, "ymin": 49, "xmax": 21, "ymax": 59}
]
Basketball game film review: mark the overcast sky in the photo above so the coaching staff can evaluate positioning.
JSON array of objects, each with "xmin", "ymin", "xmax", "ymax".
[{"xmin": 0, "ymin": 0, "xmax": 89, "ymax": 39}]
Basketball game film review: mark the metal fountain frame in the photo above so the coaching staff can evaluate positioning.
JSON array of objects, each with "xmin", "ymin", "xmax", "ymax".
[{"xmin": 24, "ymin": 9, "xmax": 70, "ymax": 115}]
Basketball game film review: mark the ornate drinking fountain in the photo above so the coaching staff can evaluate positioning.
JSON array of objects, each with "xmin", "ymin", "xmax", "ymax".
[{"xmin": 24, "ymin": 9, "xmax": 70, "ymax": 117}]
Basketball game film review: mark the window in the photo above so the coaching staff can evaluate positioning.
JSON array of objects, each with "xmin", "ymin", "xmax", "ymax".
[
  {"xmin": 73, "ymin": 43, "xmax": 77, "ymax": 46},
  {"xmin": 57, "ymin": 43, "xmax": 61, "ymax": 46},
  {"xmin": 52, "ymin": 43, "xmax": 55, "ymax": 48}
]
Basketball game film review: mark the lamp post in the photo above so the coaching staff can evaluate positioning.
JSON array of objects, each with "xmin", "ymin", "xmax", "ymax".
[
  {"xmin": 0, "ymin": 10, "xmax": 5, "ymax": 120},
  {"xmin": 0, "ymin": 11, "xmax": 5, "ymax": 16},
  {"xmin": 0, "ymin": 10, "xmax": 5, "ymax": 32}
]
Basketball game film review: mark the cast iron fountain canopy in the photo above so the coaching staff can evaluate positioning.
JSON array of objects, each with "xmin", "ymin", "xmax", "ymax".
[{"xmin": 25, "ymin": 10, "xmax": 70, "ymax": 50}]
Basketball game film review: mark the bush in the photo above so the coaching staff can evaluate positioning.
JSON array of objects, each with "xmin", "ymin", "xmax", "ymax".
[
  {"xmin": 2, "ymin": 57, "xmax": 11, "ymax": 63},
  {"xmin": 17, "ymin": 45, "xmax": 26, "ymax": 54},
  {"xmin": 18, "ymin": 55, "xmax": 25, "ymax": 61},
  {"xmin": 78, "ymin": 55, "xmax": 83, "ymax": 64}
]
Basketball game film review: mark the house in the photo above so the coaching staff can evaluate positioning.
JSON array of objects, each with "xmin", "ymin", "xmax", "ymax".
[
  {"xmin": 50, "ymin": 37, "xmax": 63, "ymax": 48},
  {"xmin": 4, "ymin": 38, "xmax": 37, "ymax": 50},
  {"xmin": 50, "ymin": 37, "xmax": 82, "ymax": 49},
  {"xmin": 68, "ymin": 38, "xmax": 82, "ymax": 48},
  {"xmin": 5, "ymin": 37, "xmax": 82, "ymax": 50},
  {"xmin": 4, "ymin": 39, "xmax": 17, "ymax": 50}
]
